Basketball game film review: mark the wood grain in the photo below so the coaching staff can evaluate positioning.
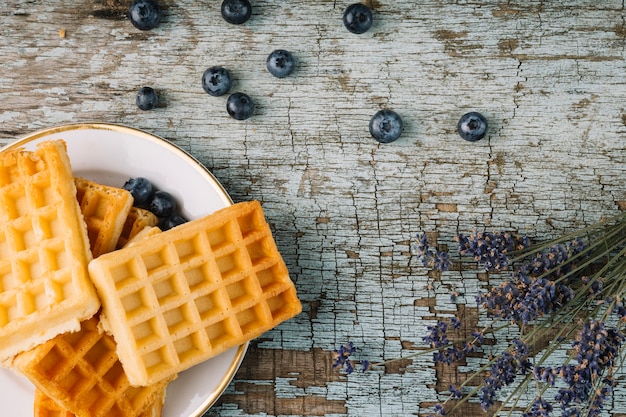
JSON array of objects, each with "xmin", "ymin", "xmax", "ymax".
[{"xmin": 1, "ymin": 1, "xmax": 625, "ymax": 416}]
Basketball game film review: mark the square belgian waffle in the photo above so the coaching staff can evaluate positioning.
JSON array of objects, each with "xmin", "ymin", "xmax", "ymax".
[
  {"xmin": 0, "ymin": 140, "xmax": 99, "ymax": 362},
  {"xmin": 89, "ymin": 200, "xmax": 302, "ymax": 386},
  {"xmin": 14, "ymin": 315, "xmax": 172, "ymax": 417},
  {"xmin": 75, "ymin": 177, "xmax": 133, "ymax": 258},
  {"xmin": 34, "ymin": 388, "xmax": 165, "ymax": 417}
]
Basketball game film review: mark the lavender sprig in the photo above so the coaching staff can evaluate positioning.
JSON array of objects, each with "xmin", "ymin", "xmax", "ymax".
[
  {"xmin": 411, "ymin": 233, "xmax": 451, "ymax": 271},
  {"xmin": 332, "ymin": 212, "xmax": 626, "ymax": 417},
  {"xmin": 456, "ymin": 231, "xmax": 531, "ymax": 272},
  {"xmin": 332, "ymin": 342, "xmax": 370, "ymax": 374}
]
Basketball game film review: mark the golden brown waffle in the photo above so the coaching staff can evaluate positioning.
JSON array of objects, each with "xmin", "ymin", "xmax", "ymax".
[
  {"xmin": 123, "ymin": 226, "xmax": 162, "ymax": 248},
  {"xmin": 34, "ymin": 389, "xmax": 73, "ymax": 417},
  {"xmin": 116, "ymin": 207, "xmax": 159, "ymax": 249},
  {"xmin": 13, "ymin": 315, "xmax": 173, "ymax": 417},
  {"xmin": 34, "ymin": 386, "xmax": 166, "ymax": 417},
  {"xmin": 89, "ymin": 200, "xmax": 302, "ymax": 386},
  {"xmin": 75, "ymin": 178, "xmax": 133, "ymax": 258},
  {"xmin": 0, "ymin": 140, "xmax": 100, "ymax": 363}
]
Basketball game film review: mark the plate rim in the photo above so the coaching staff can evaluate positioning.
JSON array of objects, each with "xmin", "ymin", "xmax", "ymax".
[{"xmin": 2, "ymin": 122, "xmax": 248, "ymax": 417}]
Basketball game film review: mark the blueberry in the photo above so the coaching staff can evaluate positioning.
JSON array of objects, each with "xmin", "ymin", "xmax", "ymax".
[
  {"xmin": 457, "ymin": 112, "xmax": 488, "ymax": 142},
  {"xmin": 123, "ymin": 177, "xmax": 153, "ymax": 205},
  {"xmin": 343, "ymin": 3, "xmax": 373, "ymax": 34},
  {"xmin": 369, "ymin": 110, "xmax": 403, "ymax": 143},
  {"xmin": 226, "ymin": 92, "xmax": 254, "ymax": 120},
  {"xmin": 128, "ymin": 0, "xmax": 161, "ymax": 31},
  {"xmin": 136, "ymin": 86, "xmax": 159, "ymax": 111},
  {"xmin": 202, "ymin": 66, "xmax": 233, "ymax": 97},
  {"xmin": 221, "ymin": 0, "xmax": 252, "ymax": 25},
  {"xmin": 149, "ymin": 190, "xmax": 177, "ymax": 218},
  {"xmin": 159, "ymin": 214, "xmax": 187, "ymax": 231},
  {"xmin": 266, "ymin": 49, "xmax": 295, "ymax": 78}
]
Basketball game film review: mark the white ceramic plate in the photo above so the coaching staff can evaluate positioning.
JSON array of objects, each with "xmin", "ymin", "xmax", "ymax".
[{"xmin": 0, "ymin": 123, "xmax": 247, "ymax": 417}]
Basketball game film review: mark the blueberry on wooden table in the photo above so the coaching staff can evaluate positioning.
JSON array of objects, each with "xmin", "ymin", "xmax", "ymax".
[
  {"xmin": 226, "ymin": 92, "xmax": 255, "ymax": 120},
  {"xmin": 128, "ymin": 0, "xmax": 161, "ymax": 31},
  {"xmin": 457, "ymin": 112, "xmax": 488, "ymax": 142},
  {"xmin": 369, "ymin": 110, "xmax": 403, "ymax": 143},
  {"xmin": 202, "ymin": 66, "xmax": 233, "ymax": 97},
  {"xmin": 123, "ymin": 177, "xmax": 153, "ymax": 204},
  {"xmin": 266, "ymin": 50, "xmax": 295, "ymax": 78},
  {"xmin": 221, "ymin": 0, "xmax": 252, "ymax": 24},
  {"xmin": 135, "ymin": 87, "xmax": 159, "ymax": 111},
  {"xmin": 343, "ymin": 3, "xmax": 373, "ymax": 34}
]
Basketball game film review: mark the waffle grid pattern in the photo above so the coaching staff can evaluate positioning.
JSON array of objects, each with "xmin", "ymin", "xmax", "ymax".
[
  {"xmin": 34, "ymin": 389, "xmax": 74, "ymax": 417},
  {"xmin": 116, "ymin": 207, "xmax": 158, "ymax": 249},
  {"xmin": 0, "ymin": 152, "xmax": 73, "ymax": 323},
  {"xmin": 90, "ymin": 201, "xmax": 301, "ymax": 385},
  {"xmin": 0, "ymin": 141, "xmax": 98, "ymax": 361},
  {"xmin": 74, "ymin": 178, "xmax": 133, "ymax": 258},
  {"xmin": 34, "ymin": 388, "xmax": 165, "ymax": 417},
  {"xmin": 17, "ymin": 317, "xmax": 169, "ymax": 417}
]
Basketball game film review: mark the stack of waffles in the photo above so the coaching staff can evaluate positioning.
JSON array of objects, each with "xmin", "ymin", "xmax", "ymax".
[{"xmin": 0, "ymin": 139, "xmax": 302, "ymax": 416}]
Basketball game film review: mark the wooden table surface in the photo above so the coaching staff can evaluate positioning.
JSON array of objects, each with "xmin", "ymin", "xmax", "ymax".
[{"xmin": 1, "ymin": 1, "xmax": 625, "ymax": 416}]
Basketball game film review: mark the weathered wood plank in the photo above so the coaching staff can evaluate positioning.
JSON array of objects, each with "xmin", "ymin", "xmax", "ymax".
[{"xmin": 1, "ymin": 1, "xmax": 625, "ymax": 416}]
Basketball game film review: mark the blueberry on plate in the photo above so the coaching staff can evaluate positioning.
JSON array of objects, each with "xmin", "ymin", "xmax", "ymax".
[
  {"xmin": 149, "ymin": 190, "xmax": 177, "ymax": 218},
  {"xmin": 128, "ymin": 0, "xmax": 161, "ymax": 31},
  {"xmin": 159, "ymin": 214, "xmax": 187, "ymax": 231},
  {"xmin": 136, "ymin": 86, "xmax": 159, "ymax": 111},
  {"xmin": 369, "ymin": 110, "xmax": 403, "ymax": 143},
  {"xmin": 457, "ymin": 112, "xmax": 488, "ymax": 142},
  {"xmin": 123, "ymin": 177, "xmax": 153, "ymax": 205},
  {"xmin": 266, "ymin": 49, "xmax": 295, "ymax": 78},
  {"xmin": 202, "ymin": 66, "xmax": 233, "ymax": 97},
  {"xmin": 343, "ymin": 3, "xmax": 373, "ymax": 34},
  {"xmin": 226, "ymin": 92, "xmax": 254, "ymax": 120},
  {"xmin": 221, "ymin": 0, "xmax": 252, "ymax": 25}
]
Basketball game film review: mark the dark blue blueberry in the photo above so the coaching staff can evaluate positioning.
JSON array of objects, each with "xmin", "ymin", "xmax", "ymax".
[
  {"xmin": 202, "ymin": 66, "xmax": 233, "ymax": 97},
  {"xmin": 123, "ymin": 177, "xmax": 153, "ymax": 205},
  {"xmin": 221, "ymin": 0, "xmax": 252, "ymax": 25},
  {"xmin": 457, "ymin": 112, "xmax": 488, "ymax": 142},
  {"xmin": 159, "ymin": 214, "xmax": 187, "ymax": 230},
  {"xmin": 343, "ymin": 3, "xmax": 373, "ymax": 34},
  {"xmin": 128, "ymin": 0, "xmax": 161, "ymax": 31},
  {"xmin": 149, "ymin": 190, "xmax": 177, "ymax": 218},
  {"xmin": 266, "ymin": 49, "xmax": 295, "ymax": 78},
  {"xmin": 226, "ymin": 92, "xmax": 254, "ymax": 120},
  {"xmin": 369, "ymin": 109, "xmax": 403, "ymax": 143},
  {"xmin": 136, "ymin": 86, "xmax": 159, "ymax": 111}
]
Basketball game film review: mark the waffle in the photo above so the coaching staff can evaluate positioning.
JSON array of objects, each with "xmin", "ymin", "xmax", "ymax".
[
  {"xmin": 99, "ymin": 226, "xmax": 163, "ymax": 335},
  {"xmin": 123, "ymin": 226, "xmax": 162, "ymax": 248},
  {"xmin": 88, "ymin": 200, "xmax": 302, "ymax": 386},
  {"xmin": 33, "ymin": 387, "xmax": 166, "ymax": 417},
  {"xmin": 75, "ymin": 178, "xmax": 134, "ymax": 258},
  {"xmin": 34, "ymin": 389, "xmax": 73, "ymax": 417},
  {"xmin": 13, "ymin": 315, "xmax": 173, "ymax": 417},
  {"xmin": 116, "ymin": 207, "xmax": 159, "ymax": 249},
  {"xmin": 0, "ymin": 140, "xmax": 100, "ymax": 363}
]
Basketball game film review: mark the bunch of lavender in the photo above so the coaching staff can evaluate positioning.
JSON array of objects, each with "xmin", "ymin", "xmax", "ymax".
[{"xmin": 332, "ymin": 212, "xmax": 626, "ymax": 417}]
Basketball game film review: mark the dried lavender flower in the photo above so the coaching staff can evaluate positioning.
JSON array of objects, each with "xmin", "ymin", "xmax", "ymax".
[
  {"xmin": 332, "ymin": 342, "xmax": 371, "ymax": 374},
  {"xmin": 411, "ymin": 233, "xmax": 451, "ymax": 271},
  {"xmin": 456, "ymin": 231, "xmax": 530, "ymax": 272},
  {"xmin": 333, "ymin": 212, "xmax": 626, "ymax": 417}
]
